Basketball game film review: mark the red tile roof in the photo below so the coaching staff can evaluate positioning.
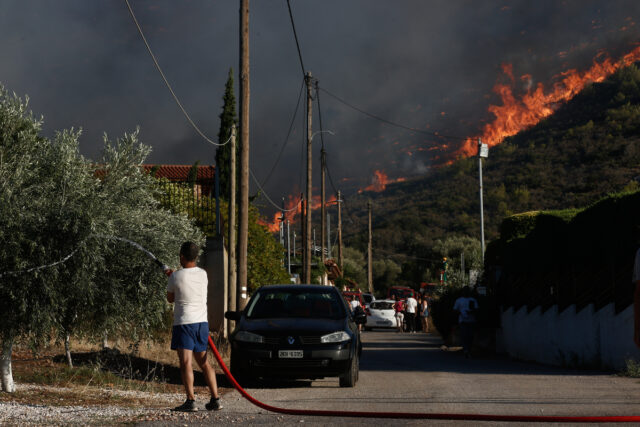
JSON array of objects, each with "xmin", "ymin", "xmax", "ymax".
[{"xmin": 143, "ymin": 164, "xmax": 216, "ymax": 181}]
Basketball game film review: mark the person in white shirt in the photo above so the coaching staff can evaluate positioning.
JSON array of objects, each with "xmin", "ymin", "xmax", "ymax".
[
  {"xmin": 453, "ymin": 287, "xmax": 479, "ymax": 358},
  {"xmin": 349, "ymin": 297, "xmax": 363, "ymax": 331},
  {"xmin": 405, "ymin": 295, "xmax": 418, "ymax": 333},
  {"xmin": 166, "ymin": 242, "xmax": 222, "ymax": 412}
]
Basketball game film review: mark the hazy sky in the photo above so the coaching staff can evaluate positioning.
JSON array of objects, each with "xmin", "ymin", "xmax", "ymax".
[{"xmin": 1, "ymin": 0, "xmax": 639, "ymax": 210}]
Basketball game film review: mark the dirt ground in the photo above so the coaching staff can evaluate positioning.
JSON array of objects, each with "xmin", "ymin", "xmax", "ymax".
[{"xmin": 2, "ymin": 337, "xmax": 234, "ymax": 409}]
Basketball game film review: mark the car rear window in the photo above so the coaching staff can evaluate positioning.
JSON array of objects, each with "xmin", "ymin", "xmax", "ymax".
[
  {"xmin": 370, "ymin": 301, "xmax": 394, "ymax": 310},
  {"xmin": 246, "ymin": 289, "xmax": 346, "ymax": 319}
]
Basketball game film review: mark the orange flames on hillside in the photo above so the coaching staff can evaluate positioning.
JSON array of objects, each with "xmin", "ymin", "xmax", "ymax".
[
  {"xmin": 456, "ymin": 45, "xmax": 640, "ymax": 156},
  {"xmin": 258, "ymin": 193, "xmax": 338, "ymax": 233},
  {"xmin": 358, "ymin": 170, "xmax": 406, "ymax": 194}
]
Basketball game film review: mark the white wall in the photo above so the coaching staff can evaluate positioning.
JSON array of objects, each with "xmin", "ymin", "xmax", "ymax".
[{"xmin": 500, "ymin": 303, "xmax": 640, "ymax": 369}]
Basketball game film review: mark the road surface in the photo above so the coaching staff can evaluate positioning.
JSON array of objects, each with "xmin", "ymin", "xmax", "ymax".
[{"xmin": 144, "ymin": 329, "xmax": 640, "ymax": 426}]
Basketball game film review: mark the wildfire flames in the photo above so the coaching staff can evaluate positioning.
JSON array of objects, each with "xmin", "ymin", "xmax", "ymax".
[
  {"xmin": 358, "ymin": 170, "xmax": 406, "ymax": 194},
  {"xmin": 260, "ymin": 45, "xmax": 640, "ymax": 233},
  {"xmin": 258, "ymin": 192, "xmax": 337, "ymax": 233},
  {"xmin": 456, "ymin": 45, "xmax": 640, "ymax": 156}
]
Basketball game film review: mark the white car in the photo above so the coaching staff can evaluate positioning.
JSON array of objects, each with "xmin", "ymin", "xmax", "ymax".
[{"xmin": 364, "ymin": 299, "xmax": 396, "ymax": 330}]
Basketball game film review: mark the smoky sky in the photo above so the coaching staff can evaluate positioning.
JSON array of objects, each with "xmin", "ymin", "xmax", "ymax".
[{"xmin": 1, "ymin": 0, "xmax": 639, "ymax": 213}]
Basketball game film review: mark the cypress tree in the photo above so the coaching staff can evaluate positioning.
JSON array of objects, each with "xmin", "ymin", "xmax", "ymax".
[{"xmin": 215, "ymin": 68, "xmax": 239, "ymax": 200}]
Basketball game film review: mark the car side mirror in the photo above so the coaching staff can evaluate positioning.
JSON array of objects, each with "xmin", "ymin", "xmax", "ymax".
[{"xmin": 225, "ymin": 311, "xmax": 241, "ymax": 321}]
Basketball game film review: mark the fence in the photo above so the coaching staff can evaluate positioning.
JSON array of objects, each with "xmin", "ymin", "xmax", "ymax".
[{"xmin": 155, "ymin": 178, "xmax": 220, "ymax": 237}]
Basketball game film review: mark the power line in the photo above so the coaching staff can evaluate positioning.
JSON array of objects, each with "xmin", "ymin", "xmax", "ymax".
[
  {"xmin": 250, "ymin": 168, "xmax": 301, "ymax": 213},
  {"xmin": 124, "ymin": 0, "xmax": 229, "ymax": 147},
  {"xmin": 286, "ymin": 0, "xmax": 306, "ymax": 76},
  {"xmin": 259, "ymin": 77, "xmax": 305, "ymax": 188},
  {"xmin": 317, "ymin": 86, "xmax": 468, "ymax": 142}
]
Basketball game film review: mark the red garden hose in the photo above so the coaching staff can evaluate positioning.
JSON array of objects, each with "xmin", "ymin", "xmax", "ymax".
[{"xmin": 207, "ymin": 336, "xmax": 640, "ymax": 423}]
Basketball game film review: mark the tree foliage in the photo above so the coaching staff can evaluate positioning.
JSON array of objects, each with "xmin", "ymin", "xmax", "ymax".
[
  {"xmin": 215, "ymin": 68, "xmax": 239, "ymax": 200},
  {"xmin": 0, "ymin": 86, "xmax": 204, "ymax": 387}
]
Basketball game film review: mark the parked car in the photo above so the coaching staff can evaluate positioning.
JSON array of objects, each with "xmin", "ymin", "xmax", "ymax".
[
  {"xmin": 361, "ymin": 293, "xmax": 375, "ymax": 309},
  {"xmin": 387, "ymin": 286, "xmax": 415, "ymax": 301},
  {"xmin": 364, "ymin": 299, "xmax": 396, "ymax": 331},
  {"xmin": 225, "ymin": 285, "xmax": 366, "ymax": 387}
]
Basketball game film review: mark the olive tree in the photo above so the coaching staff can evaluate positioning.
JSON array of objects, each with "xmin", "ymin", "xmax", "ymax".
[{"xmin": 0, "ymin": 86, "xmax": 203, "ymax": 390}]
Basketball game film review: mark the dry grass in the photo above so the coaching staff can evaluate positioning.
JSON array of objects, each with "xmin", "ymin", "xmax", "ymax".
[{"xmin": 3, "ymin": 333, "xmax": 233, "ymax": 408}]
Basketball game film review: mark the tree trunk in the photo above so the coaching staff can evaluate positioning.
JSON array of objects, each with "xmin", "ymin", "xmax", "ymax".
[
  {"xmin": 1, "ymin": 338, "xmax": 15, "ymax": 393},
  {"xmin": 102, "ymin": 331, "xmax": 108, "ymax": 350},
  {"xmin": 65, "ymin": 334, "xmax": 73, "ymax": 368}
]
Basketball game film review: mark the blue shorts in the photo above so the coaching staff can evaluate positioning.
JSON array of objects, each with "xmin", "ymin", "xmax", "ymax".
[{"xmin": 171, "ymin": 322, "xmax": 209, "ymax": 352}]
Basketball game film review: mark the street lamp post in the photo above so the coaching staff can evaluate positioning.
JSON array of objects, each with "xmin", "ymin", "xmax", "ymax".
[{"xmin": 478, "ymin": 137, "xmax": 489, "ymax": 264}]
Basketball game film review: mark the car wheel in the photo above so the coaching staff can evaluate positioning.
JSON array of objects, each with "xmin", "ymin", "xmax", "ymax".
[{"xmin": 339, "ymin": 355, "xmax": 359, "ymax": 388}]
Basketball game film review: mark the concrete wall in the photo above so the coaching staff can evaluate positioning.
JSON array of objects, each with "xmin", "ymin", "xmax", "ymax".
[
  {"xmin": 200, "ymin": 236, "xmax": 228, "ymax": 337},
  {"xmin": 500, "ymin": 303, "xmax": 640, "ymax": 370}
]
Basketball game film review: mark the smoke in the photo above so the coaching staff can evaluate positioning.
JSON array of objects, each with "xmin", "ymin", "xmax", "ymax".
[{"xmin": 1, "ymin": 0, "xmax": 639, "ymax": 211}]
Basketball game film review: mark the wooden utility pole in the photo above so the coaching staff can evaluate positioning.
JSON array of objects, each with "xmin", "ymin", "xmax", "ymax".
[
  {"xmin": 304, "ymin": 71, "xmax": 313, "ymax": 284},
  {"xmin": 237, "ymin": 0, "xmax": 250, "ymax": 309},
  {"xmin": 300, "ymin": 192, "xmax": 305, "ymax": 281},
  {"xmin": 367, "ymin": 200, "xmax": 373, "ymax": 294},
  {"xmin": 321, "ymin": 147, "xmax": 326, "ymax": 269},
  {"xmin": 337, "ymin": 190, "xmax": 343, "ymax": 273},
  {"xmin": 227, "ymin": 125, "xmax": 237, "ymax": 331}
]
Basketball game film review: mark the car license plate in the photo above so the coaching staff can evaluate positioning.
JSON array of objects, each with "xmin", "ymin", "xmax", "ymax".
[
  {"xmin": 377, "ymin": 320, "xmax": 391, "ymax": 325},
  {"xmin": 278, "ymin": 350, "xmax": 303, "ymax": 359}
]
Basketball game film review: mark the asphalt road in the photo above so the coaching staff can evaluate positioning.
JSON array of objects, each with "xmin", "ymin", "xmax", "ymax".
[{"xmin": 142, "ymin": 329, "xmax": 640, "ymax": 426}]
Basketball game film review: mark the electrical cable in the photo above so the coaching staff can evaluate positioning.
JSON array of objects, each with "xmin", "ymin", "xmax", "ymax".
[
  {"xmin": 250, "ymin": 168, "xmax": 301, "ymax": 213},
  {"xmin": 207, "ymin": 335, "xmax": 640, "ymax": 422},
  {"xmin": 317, "ymin": 86, "xmax": 468, "ymax": 141},
  {"xmin": 259, "ymin": 77, "xmax": 305, "ymax": 188},
  {"xmin": 286, "ymin": 0, "xmax": 306, "ymax": 76},
  {"xmin": 124, "ymin": 0, "xmax": 229, "ymax": 147}
]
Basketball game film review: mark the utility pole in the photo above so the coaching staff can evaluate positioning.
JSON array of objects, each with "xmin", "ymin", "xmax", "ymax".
[
  {"xmin": 300, "ymin": 193, "xmax": 305, "ymax": 281},
  {"xmin": 478, "ymin": 137, "xmax": 489, "ymax": 265},
  {"xmin": 367, "ymin": 200, "xmax": 373, "ymax": 294},
  {"xmin": 304, "ymin": 71, "xmax": 313, "ymax": 284},
  {"xmin": 321, "ymin": 147, "xmax": 327, "ymax": 268},
  {"xmin": 327, "ymin": 212, "xmax": 331, "ymax": 259},
  {"xmin": 287, "ymin": 220, "xmax": 291, "ymax": 275},
  {"xmin": 227, "ymin": 125, "xmax": 237, "ymax": 331},
  {"xmin": 337, "ymin": 190, "xmax": 343, "ymax": 273},
  {"xmin": 237, "ymin": 0, "xmax": 250, "ymax": 310},
  {"xmin": 313, "ymin": 228, "xmax": 316, "ymax": 258}
]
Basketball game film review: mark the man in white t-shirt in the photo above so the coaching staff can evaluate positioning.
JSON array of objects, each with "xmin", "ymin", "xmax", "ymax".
[
  {"xmin": 166, "ymin": 242, "xmax": 222, "ymax": 412},
  {"xmin": 453, "ymin": 287, "xmax": 479, "ymax": 358},
  {"xmin": 405, "ymin": 295, "xmax": 418, "ymax": 333}
]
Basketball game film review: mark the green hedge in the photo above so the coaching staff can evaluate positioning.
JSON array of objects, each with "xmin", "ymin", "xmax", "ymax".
[{"xmin": 486, "ymin": 189, "xmax": 640, "ymax": 312}]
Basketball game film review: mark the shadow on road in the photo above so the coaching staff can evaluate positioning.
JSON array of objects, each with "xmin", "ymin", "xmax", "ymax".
[{"xmin": 359, "ymin": 331, "xmax": 613, "ymax": 376}]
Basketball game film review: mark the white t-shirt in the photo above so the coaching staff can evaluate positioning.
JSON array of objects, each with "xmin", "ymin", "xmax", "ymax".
[
  {"xmin": 167, "ymin": 266, "xmax": 208, "ymax": 326},
  {"xmin": 405, "ymin": 297, "xmax": 417, "ymax": 314},
  {"xmin": 633, "ymin": 248, "xmax": 640, "ymax": 283},
  {"xmin": 453, "ymin": 296, "xmax": 478, "ymax": 324},
  {"xmin": 350, "ymin": 299, "xmax": 360, "ymax": 311}
]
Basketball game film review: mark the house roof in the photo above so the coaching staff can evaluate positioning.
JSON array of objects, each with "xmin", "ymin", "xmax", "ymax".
[{"xmin": 142, "ymin": 164, "xmax": 216, "ymax": 181}]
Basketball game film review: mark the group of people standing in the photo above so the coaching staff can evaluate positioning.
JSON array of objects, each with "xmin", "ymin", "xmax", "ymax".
[{"xmin": 391, "ymin": 293, "xmax": 430, "ymax": 334}]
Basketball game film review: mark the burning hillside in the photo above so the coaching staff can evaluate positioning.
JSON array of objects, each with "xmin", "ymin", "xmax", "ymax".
[{"xmin": 456, "ymin": 45, "xmax": 640, "ymax": 156}]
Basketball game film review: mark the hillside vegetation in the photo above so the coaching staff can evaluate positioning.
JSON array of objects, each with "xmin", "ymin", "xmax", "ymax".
[{"xmin": 341, "ymin": 64, "xmax": 640, "ymax": 287}]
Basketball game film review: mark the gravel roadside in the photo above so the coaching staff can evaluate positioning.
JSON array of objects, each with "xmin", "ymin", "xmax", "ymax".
[{"xmin": 0, "ymin": 383, "xmax": 221, "ymax": 425}]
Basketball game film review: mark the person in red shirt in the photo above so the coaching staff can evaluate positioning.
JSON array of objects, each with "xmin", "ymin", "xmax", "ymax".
[{"xmin": 392, "ymin": 295, "xmax": 405, "ymax": 333}]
